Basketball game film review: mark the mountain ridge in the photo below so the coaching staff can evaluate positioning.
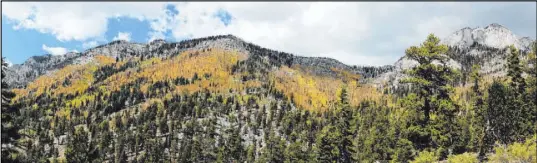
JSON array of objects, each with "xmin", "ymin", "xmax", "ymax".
[
  {"xmin": 5, "ymin": 23, "xmax": 534, "ymax": 89},
  {"xmin": 4, "ymin": 23, "xmax": 536, "ymax": 162},
  {"xmin": 373, "ymin": 23, "xmax": 535, "ymax": 89},
  {"xmin": 5, "ymin": 34, "xmax": 390, "ymax": 88}
]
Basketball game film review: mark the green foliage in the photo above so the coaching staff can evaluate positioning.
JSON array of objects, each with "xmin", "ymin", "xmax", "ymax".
[
  {"xmin": 336, "ymin": 86, "xmax": 357, "ymax": 163},
  {"xmin": 316, "ymin": 125, "xmax": 341, "ymax": 163},
  {"xmin": 411, "ymin": 151, "xmax": 438, "ymax": 163},
  {"xmin": 1, "ymin": 57, "xmax": 22, "ymax": 163},
  {"xmin": 401, "ymin": 34, "xmax": 460, "ymax": 158},
  {"xmin": 447, "ymin": 152, "xmax": 478, "ymax": 163},
  {"xmin": 507, "ymin": 45, "xmax": 526, "ymax": 95},
  {"xmin": 488, "ymin": 135, "xmax": 536, "ymax": 163},
  {"xmin": 6, "ymin": 37, "xmax": 537, "ymax": 163},
  {"xmin": 487, "ymin": 81, "xmax": 514, "ymax": 144},
  {"xmin": 65, "ymin": 127, "xmax": 97, "ymax": 163}
]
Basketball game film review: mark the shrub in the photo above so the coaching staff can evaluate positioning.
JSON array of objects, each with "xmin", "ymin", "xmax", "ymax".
[
  {"xmin": 411, "ymin": 151, "xmax": 438, "ymax": 163},
  {"xmin": 447, "ymin": 152, "xmax": 478, "ymax": 163}
]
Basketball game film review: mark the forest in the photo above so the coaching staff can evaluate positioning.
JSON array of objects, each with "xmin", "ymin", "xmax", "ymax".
[{"xmin": 1, "ymin": 34, "xmax": 536, "ymax": 163}]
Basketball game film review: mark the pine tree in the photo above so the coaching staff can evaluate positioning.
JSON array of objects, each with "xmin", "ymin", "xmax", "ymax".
[
  {"xmin": 65, "ymin": 127, "xmax": 91, "ymax": 163},
  {"xmin": 401, "ymin": 34, "xmax": 459, "ymax": 157},
  {"xmin": 487, "ymin": 81, "xmax": 513, "ymax": 144},
  {"xmin": 469, "ymin": 65, "xmax": 492, "ymax": 160},
  {"xmin": 506, "ymin": 45, "xmax": 533, "ymax": 141},
  {"xmin": 1, "ymin": 57, "xmax": 21, "ymax": 162},
  {"xmin": 507, "ymin": 45, "xmax": 526, "ymax": 96},
  {"xmin": 222, "ymin": 113, "xmax": 244, "ymax": 162},
  {"xmin": 316, "ymin": 124, "xmax": 340, "ymax": 163},
  {"xmin": 524, "ymin": 42, "xmax": 537, "ymax": 138},
  {"xmin": 284, "ymin": 131, "xmax": 308, "ymax": 163},
  {"xmin": 336, "ymin": 87, "xmax": 357, "ymax": 163}
]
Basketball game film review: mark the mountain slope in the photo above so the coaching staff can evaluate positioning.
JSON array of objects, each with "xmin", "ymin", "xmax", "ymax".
[
  {"xmin": 373, "ymin": 23, "xmax": 535, "ymax": 90},
  {"xmin": 8, "ymin": 35, "xmax": 389, "ymax": 161},
  {"xmin": 5, "ymin": 23, "xmax": 535, "ymax": 162},
  {"xmin": 442, "ymin": 23, "xmax": 533, "ymax": 51}
]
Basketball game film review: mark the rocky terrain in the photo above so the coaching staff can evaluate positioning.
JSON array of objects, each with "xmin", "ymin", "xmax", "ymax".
[
  {"xmin": 3, "ymin": 23, "xmax": 535, "ymax": 163},
  {"xmin": 6, "ymin": 34, "xmax": 394, "ymax": 88},
  {"xmin": 6, "ymin": 24, "xmax": 533, "ymax": 90},
  {"xmin": 373, "ymin": 23, "xmax": 535, "ymax": 90}
]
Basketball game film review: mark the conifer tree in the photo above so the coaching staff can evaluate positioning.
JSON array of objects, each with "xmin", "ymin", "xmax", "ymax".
[
  {"xmin": 401, "ymin": 34, "xmax": 459, "ymax": 157},
  {"xmin": 506, "ymin": 45, "xmax": 533, "ymax": 140},
  {"xmin": 65, "ymin": 127, "xmax": 92, "ymax": 163},
  {"xmin": 336, "ymin": 87, "xmax": 357, "ymax": 163},
  {"xmin": 469, "ymin": 65, "xmax": 492, "ymax": 160},
  {"xmin": 507, "ymin": 45, "xmax": 526, "ymax": 96},
  {"xmin": 487, "ymin": 81, "xmax": 513, "ymax": 144},
  {"xmin": 1, "ymin": 57, "xmax": 21, "ymax": 162},
  {"xmin": 316, "ymin": 124, "xmax": 341, "ymax": 162}
]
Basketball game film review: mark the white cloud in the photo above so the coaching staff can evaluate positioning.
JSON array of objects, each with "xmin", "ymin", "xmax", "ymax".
[
  {"xmin": 2, "ymin": 2, "xmax": 170, "ymax": 42},
  {"xmin": 113, "ymin": 32, "xmax": 131, "ymax": 41},
  {"xmin": 411, "ymin": 16, "xmax": 467, "ymax": 45},
  {"xmin": 148, "ymin": 31, "xmax": 166, "ymax": 42},
  {"xmin": 82, "ymin": 41, "xmax": 99, "ymax": 49},
  {"xmin": 164, "ymin": 2, "xmax": 374, "ymax": 65},
  {"xmin": 42, "ymin": 44, "xmax": 76, "ymax": 55},
  {"xmin": 3, "ymin": 2, "xmax": 536, "ymax": 66}
]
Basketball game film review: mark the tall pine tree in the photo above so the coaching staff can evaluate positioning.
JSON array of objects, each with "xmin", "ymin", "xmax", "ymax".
[
  {"xmin": 336, "ymin": 87, "xmax": 357, "ymax": 163},
  {"xmin": 506, "ymin": 45, "xmax": 532, "ymax": 141},
  {"xmin": 1, "ymin": 57, "xmax": 22, "ymax": 162},
  {"xmin": 401, "ymin": 34, "xmax": 459, "ymax": 157},
  {"xmin": 469, "ymin": 65, "xmax": 492, "ymax": 160}
]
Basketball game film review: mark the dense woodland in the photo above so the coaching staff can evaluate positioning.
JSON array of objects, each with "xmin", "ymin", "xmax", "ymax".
[{"xmin": 1, "ymin": 34, "xmax": 536, "ymax": 163}]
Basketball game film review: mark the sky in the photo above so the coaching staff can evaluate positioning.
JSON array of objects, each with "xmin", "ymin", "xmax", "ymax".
[{"xmin": 2, "ymin": 2, "xmax": 536, "ymax": 66}]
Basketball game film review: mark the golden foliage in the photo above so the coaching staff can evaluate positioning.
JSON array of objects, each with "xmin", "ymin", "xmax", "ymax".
[
  {"xmin": 12, "ymin": 49, "xmax": 384, "ymax": 114},
  {"xmin": 13, "ymin": 55, "xmax": 116, "ymax": 101},
  {"xmin": 104, "ymin": 49, "xmax": 247, "ymax": 94},
  {"xmin": 272, "ymin": 66, "xmax": 381, "ymax": 111}
]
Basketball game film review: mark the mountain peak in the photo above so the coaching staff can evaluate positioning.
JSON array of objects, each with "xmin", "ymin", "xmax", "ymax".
[
  {"xmin": 442, "ymin": 23, "xmax": 533, "ymax": 50},
  {"xmin": 486, "ymin": 23, "xmax": 505, "ymax": 29},
  {"xmin": 149, "ymin": 39, "xmax": 166, "ymax": 45}
]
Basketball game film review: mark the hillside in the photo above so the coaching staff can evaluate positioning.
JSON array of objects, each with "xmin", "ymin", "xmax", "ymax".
[
  {"xmin": 373, "ymin": 23, "xmax": 535, "ymax": 91},
  {"xmin": 2, "ymin": 23, "xmax": 536, "ymax": 163}
]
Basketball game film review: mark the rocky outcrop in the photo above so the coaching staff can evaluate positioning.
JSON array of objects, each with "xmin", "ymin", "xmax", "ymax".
[
  {"xmin": 4, "ymin": 35, "xmax": 251, "ymax": 88},
  {"xmin": 373, "ymin": 23, "xmax": 535, "ymax": 89},
  {"xmin": 442, "ymin": 23, "xmax": 533, "ymax": 51},
  {"xmin": 5, "ymin": 23, "xmax": 534, "ymax": 90}
]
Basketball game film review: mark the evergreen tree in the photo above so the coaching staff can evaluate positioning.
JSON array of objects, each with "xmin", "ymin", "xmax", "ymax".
[
  {"xmin": 65, "ymin": 127, "xmax": 92, "ymax": 163},
  {"xmin": 401, "ymin": 34, "xmax": 459, "ymax": 157},
  {"xmin": 507, "ymin": 45, "xmax": 526, "ymax": 96},
  {"xmin": 1, "ymin": 57, "xmax": 21, "ymax": 162},
  {"xmin": 506, "ymin": 45, "xmax": 533, "ymax": 141},
  {"xmin": 336, "ymin": 87, "xmax": 357, "ymax": 163},
  {"xmin": 524, "ymin": 42, "xmax": 537, "ymax": 138},
  {"xmin": 469, "ymin": 65, "xmax": 492, "ymax": 160},
  {"xmin": 284, "ymin": 132, "xmax": 308, "ymax": 163},
  {"xmin": 487, "ymin": 81, "xmax": 513, "ymax": 144},
  {"xmin": 222, "ymin": 113, "xmax": 244, "ymax": 162},
  {"xmin": 316, "ymin": 124, "xmax": 340, "ymax": 163}
]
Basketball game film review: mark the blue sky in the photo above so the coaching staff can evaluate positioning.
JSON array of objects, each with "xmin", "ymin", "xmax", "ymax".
[
  {"xmin": 2, "ymin": 2, "xmax": 536, "ymax": 66},
  {"xmin": 3, "ymin": 16, "xmax": 155, "ymax": 64}
]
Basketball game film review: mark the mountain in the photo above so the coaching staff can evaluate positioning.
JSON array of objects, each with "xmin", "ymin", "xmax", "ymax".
[
  {"xmin": 373, "ymin": 23, "xmax": 535, "ymax": 90},
  {"xmin": 3, "ymin": 23, "xmax": 535, "ymax": 162},
  {"xmin": 5, "ymin": 35, "xmax": 393, "ymax": 89},
  {"xmin": 442, "ymin": 23, "xmax": 533, "ymax": 51},
  {"xmin": 6, "ymin": 33, "xmax": 396, "ymax": 162}
]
